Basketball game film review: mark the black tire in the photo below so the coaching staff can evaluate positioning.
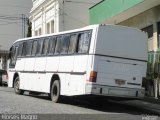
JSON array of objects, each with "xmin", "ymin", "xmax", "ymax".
[
  {"xmin": 51, "ymin": 80, "xmax": 61, "ymax": 103},
  {"xmin": 0, "ymin": 80, "xmax": 2, "ymax": 86},
  {"xmin": 14, "ymin": 77, "xmax": 24, "ymax": 95},
  {"xmin": 0, "ymin": 77, "xmax": 2, "ymax": 86}
]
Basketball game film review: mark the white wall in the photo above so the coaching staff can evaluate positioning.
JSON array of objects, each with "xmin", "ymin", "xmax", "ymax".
[
  {"xmin": 30, "ymin": 0, "xmax": 101, "ymax": 36},
  {"xmin": 30, "ymin": 0, "xmax": 59, "ymax": 36},
  {"xmin": 58, "ymin": 0, "xmax": 101, "ymax": 31}
]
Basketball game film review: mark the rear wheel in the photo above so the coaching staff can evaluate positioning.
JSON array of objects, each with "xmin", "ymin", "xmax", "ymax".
[
  {"xmin": 14, "ymin": 77, "xmax": 24, "ymax": 95},
  {"xmin": 51, "ymin": 80, "xmax": 61, "ymax": 103}
]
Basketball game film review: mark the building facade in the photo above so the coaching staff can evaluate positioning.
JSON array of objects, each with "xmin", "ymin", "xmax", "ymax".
[
  {"xmin": 30, "ymin": 0, "xmax": 101, "ymax": 36},
  {"xmin": 89, "ymin": 0, "xmax": 160, "ymax": 52},
  {"xmin": 0, "ymin": 0, "xmax": 32, "ymax": 70}
]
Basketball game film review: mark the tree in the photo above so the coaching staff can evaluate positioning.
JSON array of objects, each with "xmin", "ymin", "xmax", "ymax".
[
  {"xmin": 147, "ymin": 51, "xmax": 160, "ymax": 98},
  {"xmin": 27, "ymin": 19, "xmax": 32, "ymax": 37}
]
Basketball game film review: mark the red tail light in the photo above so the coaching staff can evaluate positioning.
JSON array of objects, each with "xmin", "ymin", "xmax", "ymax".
[{"xmin": 89, "ymin": 71, "xmax": 97, "ymax": 82}]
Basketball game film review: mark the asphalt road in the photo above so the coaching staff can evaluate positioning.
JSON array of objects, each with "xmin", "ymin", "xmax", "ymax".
[{"xmin": 0, "ymin": 86, "xmax": 159, "ymax": 120}]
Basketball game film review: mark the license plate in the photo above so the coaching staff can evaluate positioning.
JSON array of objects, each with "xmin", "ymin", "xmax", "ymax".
[{"xmin": 115, "ymin": 79, "xmax": 126, "ymax": 85}]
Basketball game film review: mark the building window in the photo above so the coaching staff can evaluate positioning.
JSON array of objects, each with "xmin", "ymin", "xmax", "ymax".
[
  {"xmin": 35, "ymin": 30, "xmax": 38, "ymax": 36},
  {"xmin": 46, "ymin": 20, "xmax": 54, "ymax": 34},
  {"xmin": 35, "ymin": 28, "xmax": 42, "ymax": 36},
  {"xmin": 38, "ymin": 28, "xmax": 42, "ymax": 35},
  {"xmin": 51, "ymin": 20, "xmax": 54, "ymax": 33},
  {"xmin": 141, "ymin": 25, "xmax": 153, "ymax": 40},
  {"xmin": 47, "ymin": 22, "xmax": 50, "ymax": 34}
]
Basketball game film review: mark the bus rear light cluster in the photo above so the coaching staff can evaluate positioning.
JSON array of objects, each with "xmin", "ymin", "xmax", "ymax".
[{"xmin": 89, "ymin": 71, "xmax": 97, "ymax": 83}]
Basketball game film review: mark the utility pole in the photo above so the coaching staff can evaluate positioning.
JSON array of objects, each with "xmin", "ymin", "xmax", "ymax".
[
  {"xmin": 24, "ymin": 14, "xmax": 26, "ymax": 38},
  {"xmin": 21, "ymin": 14, "xmax": 28, "ymax": 38},
  {"xmin": 62, "ymin": 0, "xmax": 65, "ymax": 31},
  {"xmin": 22, "ymin": 14, "xmax": 24, "ymax": 38}
]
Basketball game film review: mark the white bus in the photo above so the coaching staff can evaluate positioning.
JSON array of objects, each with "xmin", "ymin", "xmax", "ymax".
[{"xmin": 8, "ymin": 24, "xmax": 147, "ymax": 102}]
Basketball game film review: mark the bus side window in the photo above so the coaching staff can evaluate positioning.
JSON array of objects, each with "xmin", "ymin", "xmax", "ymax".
[
  {"xmin": 48, "ymin": 37, "xmax": 56, "ymax": 55},
  {"xmin": 26, "ymin": 40, "xmax": 33, "ymax": 56},
  {"xmin": 10, "ymin": 46, "xmax": 15, "ymax": 67},
  {"xmin": 54, "ymin": 36, "xmax": 62, "ymax": 55},
  {"xmin": 42, "ymin": 38, "xmax": 49, "ymax": 55},
  {"xmin": 61, "ymin": 35, "xmax": 70, "ymax": 55},
  {"xmin": 10, "ymin": 45, "xmax": 18, "ymax": 67},
  {"xmin": 77, "ymin": 31, "xmax": 91, "ymax": 54},
  {"xmin": 36, "ymin": 39, "xmax": 44, "ymax": 56},
  {"xmin": 17, "ymin": 42, "xmax": 23, "ymax": 57},
  {"xmin": 68, "ymin": 34, "xmax": 78, "ymax": 54},
  {"xmin": 31, "ymin": 40, "xmax": 38, "ymax": 56},
  {"xmin": 22, "ymin": 42, "xmax": 27, "ymax": 57}
]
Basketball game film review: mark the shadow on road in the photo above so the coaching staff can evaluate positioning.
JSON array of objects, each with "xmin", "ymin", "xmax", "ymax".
[{"xmin": 23, "ymin": 92, "xmax": 159, "ymax": 116}]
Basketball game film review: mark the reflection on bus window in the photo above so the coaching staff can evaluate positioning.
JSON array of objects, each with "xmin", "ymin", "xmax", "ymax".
[
  {"xmin": 78, "ymin": 32, "xmax": 90, "ymax": 53},
  {"xmin": 55, "ymin": 36, "xmax": 62, "ymax": 55},
  {"xmin": 61, "ymin": 35, "xmax": 70, "ymax": 54},
  {"xmin": 42, "ymin": 38, "xmax": 49, "ymax": 55},
  {"xmin": 68, "ymin": 34, "xmax": 77, "ymax": 54},
  {"xmin": 48, "ymin": 37, "xmax": 56, "ymax": 55}
]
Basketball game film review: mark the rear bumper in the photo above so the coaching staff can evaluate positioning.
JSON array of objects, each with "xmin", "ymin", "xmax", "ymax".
[{"xmin": 85, "ymin": 84, "xmax": 145, "ymax": 98}]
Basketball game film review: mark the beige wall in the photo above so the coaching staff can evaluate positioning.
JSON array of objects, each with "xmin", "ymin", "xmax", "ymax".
[{"xmin": 118, "ymin": 5, "xmax": 160, "ymax": 51}]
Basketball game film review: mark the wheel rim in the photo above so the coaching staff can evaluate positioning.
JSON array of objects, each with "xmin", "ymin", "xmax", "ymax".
[
  {"xmin": 14, "ymin": 80, "xmax": 19, "ymax": 92},
  {"xmin": 53, "ymin": 86, "xmax": 58, "ymax": 97}
]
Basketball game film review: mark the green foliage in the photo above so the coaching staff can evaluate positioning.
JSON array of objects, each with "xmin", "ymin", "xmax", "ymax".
[
  {"xmin": 147, "ymin": 52, "xmax": 160, "ymax": 80},
  {"xmin": 27, "ymin": 19, "xmax": 32, "ymax": 37}
]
